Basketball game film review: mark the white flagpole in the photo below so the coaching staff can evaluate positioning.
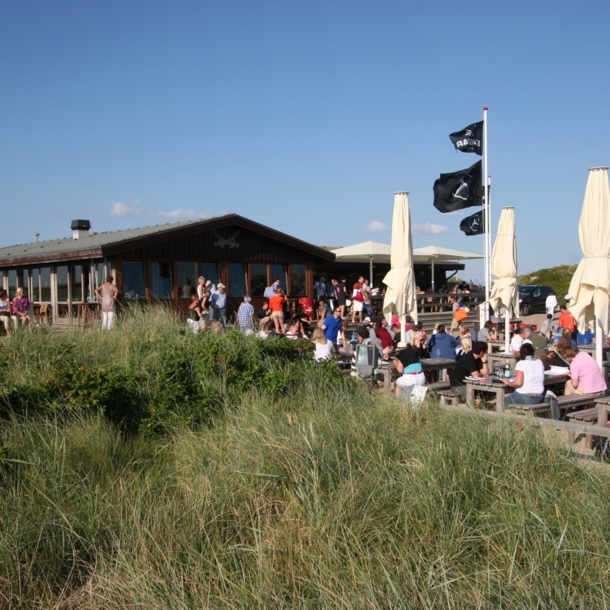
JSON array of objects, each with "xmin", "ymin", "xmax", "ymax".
[{"xmin": 483, "ymin": 107, "xmax": 490, "ymax": 323}]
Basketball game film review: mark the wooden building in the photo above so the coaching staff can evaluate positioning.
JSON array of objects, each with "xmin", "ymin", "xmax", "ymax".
[{"xmin": 0, "ymin": 215, "xmax": 335, "ymax": 322}]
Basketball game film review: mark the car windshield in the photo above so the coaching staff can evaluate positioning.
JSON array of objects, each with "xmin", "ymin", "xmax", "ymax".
[{"xmin": 518, "ymin": 287, "xmax": 534, "ymax": 296}]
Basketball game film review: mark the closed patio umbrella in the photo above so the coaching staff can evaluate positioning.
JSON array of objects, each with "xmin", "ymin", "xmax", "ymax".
[
  {"xmin": 489, "ymin": 207, "xmax": 518, "ymax": 353},
  {"xmin": 383, "ymin": 192, "xmax": 417, "ymax": 344},
  {"xmin": 567, "ymin": 167, "xmax": 610, "ymax": 370}
]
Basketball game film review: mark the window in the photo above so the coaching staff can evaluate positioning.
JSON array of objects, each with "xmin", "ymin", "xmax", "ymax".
[
  {"xmin": 271, "ymin": 264, "xmax": 287, "ymax": 292},
  {"xmin": 8, "ymin": 270, "xmax": 17, "ymax": 296},
  {"xmin": 200, "ymin": 263, "xmax": 219, "ymax": 286},
  {"xmin": 31, "ymin": 268, "xmax": 40, "ymax": 302},
  {"xmin": 94, "ymin": 262, "xmax": 106, "ymax": 288},
  {"xmin": 72, "ymin": 265, "xmax": 83, "ymax": 302},
  {"xmin": 177, "ymin": 262, "xmax": 198, "ymax": 299},
  {"xmin": 41, "ymin": 267, "xmax": 51, "ymax": 301},
  {"xmin": 290, "ymin": 264, "xmax": 307, "ymax": 297},
  {"xmin": 57, "ymin": 266, "xmax": 68, "ymax": 302},
  {"xmin": 123, "ymin": 262, "xmax": 146, "ymax": 300},
  {"xmin": 0, "ymin": 270, "xmax": 4, "ymax": 291},
  {"xmin": 229, "ymin": 263, "xmax": 246, "ymax": 297},
  {"xmin": 17, "ymin": 269, "xmax": 28, "ymax": 291},
  {"xmin": 150, "ymin": 262, "xmax": 172, "ymax": 300},
  {"xmin": 250, "ymin": 263, "xmax": 267, "ymax": 296}
]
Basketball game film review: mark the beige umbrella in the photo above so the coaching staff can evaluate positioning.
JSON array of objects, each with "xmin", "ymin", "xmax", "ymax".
[
  {"xmin": 383, "ymin": 192, "xmax": 417, "ymax": 344},
  {"xmin": 489, "ymin": 207, "xmax": 518, "ymax": 353},
  {"xmin": 331, "ymin": 241, "xmax": 391, "ymax": 284},
  {"xmin": 567, "ymin": 167, "xmax": 610, "ymax": 369}
]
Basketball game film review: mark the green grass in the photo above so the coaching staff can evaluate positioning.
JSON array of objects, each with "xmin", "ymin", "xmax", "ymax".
[
  {"xmin": 1, "ymin": 310, "xmax": 610, "ymax": 607},
  {"xmin": 518, "ymin": 265, "xmax": 578, "ymax": 302}
]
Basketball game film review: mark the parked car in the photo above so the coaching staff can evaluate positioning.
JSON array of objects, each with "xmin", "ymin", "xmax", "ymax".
[{"xmin": 518, "ymin": 285, "xmax": 556, "ymax": 316}]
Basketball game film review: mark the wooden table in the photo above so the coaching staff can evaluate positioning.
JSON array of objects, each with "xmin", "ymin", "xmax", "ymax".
[
  {"xmin": 577, "ymin": 344, "xmax": 610, "ymax": 358},
  {"xmin": 488, "ymin": 352, "xmax": 520, "ymax": 372},
  {"xmin": 596, "ymin": 396, "xmax": 610, "ymax": 428},
  {"xmin": 465, "ymin": 373, "xmax": 570, "ymax": 412},
  {"xmin": 487, "ymin": 340, "xmax": 505, "ymax": 353},
  {"xmin": 421, "ymin": 358, "xmax": 457, "ymax": 381}
]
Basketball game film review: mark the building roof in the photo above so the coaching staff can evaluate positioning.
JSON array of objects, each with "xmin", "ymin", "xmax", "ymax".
[{"xmin": 0, "ymin": 214, "xmax": 335, "ymax": 267}]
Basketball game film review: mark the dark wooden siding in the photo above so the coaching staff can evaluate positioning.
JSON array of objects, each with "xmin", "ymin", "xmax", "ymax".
[{"xmin": 118, "ymin": 225, "xmax": 313, "ymax": 263}]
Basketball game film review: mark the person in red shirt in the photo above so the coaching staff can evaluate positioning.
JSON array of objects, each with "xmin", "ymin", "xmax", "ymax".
[
  {"xmin": 372, "ymin": 321, "xmax": 394, "ymax": 356},
  {"xmin": 268, "ymin": 289, "xmax": 288, "ymax": 334},
  {"xmin": 351, "ymin": 276, "xmax": 365, "ymax": 324},
  {"xmin": 558, "ymin": 304, "xmax": 578, "ymax": 342}
]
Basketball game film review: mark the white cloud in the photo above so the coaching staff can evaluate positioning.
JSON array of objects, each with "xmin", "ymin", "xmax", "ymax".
[
  {"xmin": 364, "ymin": 220, "xmax": 390, "ymax": 232},
  {"xmin": 155, "ymin": 208, "xmax": 202, "ymax": 220},
  {"xmin": 412, "ymin": 222, "xmax": 450, "ymax": 235},
  {"xmin": 109, "ymin": 200, "xmax": 144, "ymax": 217}
]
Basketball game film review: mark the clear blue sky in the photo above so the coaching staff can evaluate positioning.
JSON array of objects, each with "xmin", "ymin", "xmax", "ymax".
[{"xmin": 2, "ymin": 0, "xmax": 609, "ymax": 283}]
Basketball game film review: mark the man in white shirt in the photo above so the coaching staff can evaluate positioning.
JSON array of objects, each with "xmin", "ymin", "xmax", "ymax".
[
  {"xmin": 545, "ymin": 292, "xmax": 558, "ymax": 316},
  {"xmin": 510, "ymin": 326, "xmax": 533, "ymax": 355}
]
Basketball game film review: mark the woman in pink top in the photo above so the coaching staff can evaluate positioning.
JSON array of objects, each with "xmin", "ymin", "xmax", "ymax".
[
  {"xmin": 562, "ymin": 346, "xmax": 607, "ymax": 396},
  {"xmin": 11, "ymin": 288, "xmax": 30, "ymax": 326}
]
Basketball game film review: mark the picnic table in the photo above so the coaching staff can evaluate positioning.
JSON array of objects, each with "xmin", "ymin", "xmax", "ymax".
[
  {"xmin": 488, "ymin": 351, "xmax": 520, "ymax": 372},
  {"xmin": 465, "ymin": 372, "xmax": 570, "ymax": 412},
  {"xmin": 421, "ymin": 357, "xmax": 457, "ymax": 381}
]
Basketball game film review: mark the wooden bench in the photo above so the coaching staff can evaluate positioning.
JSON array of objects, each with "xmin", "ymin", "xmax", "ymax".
[
  {"xmin": 437, "ymin": 388, "xmax": 463, "ymax": 406},
  {"xmin": 556, "ymin": 394, "xmax": 601, "ymax": 414},
  {"xmin": 427, "ymin": 380, "xmax": 451, "ymax": 392},
  {"xmin": 508, "ymin": 402, "xmax": 551, "ymax": 417},
  {"xmin": 568, "ymin": 407, "xmax": 598, "ymax": 425}
]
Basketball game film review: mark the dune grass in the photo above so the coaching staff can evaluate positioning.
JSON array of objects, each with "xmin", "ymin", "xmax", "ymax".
[{"xmin": 1, "ymin": 309, "xmax": 609, "ymax": 607}]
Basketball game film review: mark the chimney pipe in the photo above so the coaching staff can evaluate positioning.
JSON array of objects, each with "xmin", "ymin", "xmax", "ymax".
[{"xmin": 71, "ymin": 219, "xmax": 91, "ymax": 240}]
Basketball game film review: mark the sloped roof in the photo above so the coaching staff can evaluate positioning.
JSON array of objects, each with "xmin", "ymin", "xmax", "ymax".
[{"xmin": 0, "ymin": 214, "xmax": 335, "ymax": 267}]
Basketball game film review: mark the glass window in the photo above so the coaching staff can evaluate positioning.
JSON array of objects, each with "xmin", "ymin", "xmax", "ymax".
[
  {"xmin": 0, "ymin": 270, "xmax": 4, "ymax": 291},
  {"xmin": 32, "ymin": 268, "xmax": 40, "ymax": 302},
  {"xmin": 72, "ymin": 265, "xmax": 83, "ymax": 302},
  {"xmin": 229, "ymin": 263, "xmax": 246, "ymax": 297},
  {"xmin": 41, "ymin": 267, "xmax": 51, "ymax": 301},
  {"xmin": 18, "ymin": 269, "xmax": 28, "ymax": 290},
  {"xmin": 150, "ymin": 262, "xmax": 172, "ymax": 300},
  {"xmin": 57, "ymin": 266, "xmax": 68, "ymax": 302},
  {"xmin": 177, "ymin": 262, "xmax": 198, "ymax": 299},
  {"xmin": 95, "ymin": 262, "xmax": 106, "ymax": 288},
  {"xmin": 8, "ymin": 270, "xmax": 17, "ymax": 296},
  {"xmin": 123, "ymin": 262, "xmax": 146, "ymax": 300},
  {"xmin": 271, "ymin": 264, "xmax": 287, "ymax": 293},
  {"xmin": 290, "ymin": 264, "xmax": 306, "ymax": 297},
  {"xmin": 200, "ymin": 262, "xmax": 219, "ymax": 286},
  {"xmin": 250, "ymin": 263, "xmax": 267, "ymax": 296}
]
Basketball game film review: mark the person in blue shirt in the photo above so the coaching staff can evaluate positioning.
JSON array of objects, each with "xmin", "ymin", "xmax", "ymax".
[
  {"xmin": 427, "ymin": 324, "xmax": 460, "ymax": 359},
  {"xmin": 577, "ymin": 325, "xmax": 595, "ymax": 345},
  {"xmin": 209, "ymin": 283, "xmax": 227, "ymax": 325},
  {"xmin": 321, "ymin": 307, "xmax": 343, "ymax": 346}
]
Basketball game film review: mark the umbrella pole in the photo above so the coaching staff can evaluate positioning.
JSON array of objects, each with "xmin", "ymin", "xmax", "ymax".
[
  {"xmin": 431, "ymin": 259, "xmax": 435, "ymax": 290},
  {"xmin": 505, "ymin": 306, "xmax": 510, "ymax": 353},
  {"xmin": 596, "ymin": 316, "xmax": 604, "ymax": 371},
  {"xmin": 369, "ymin": 257, "xmax": 373, "ymax": 286}
]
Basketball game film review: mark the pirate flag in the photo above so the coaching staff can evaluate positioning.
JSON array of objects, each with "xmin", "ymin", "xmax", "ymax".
[
  {"xmin": 460, "ymin": 210, "xmax": 485, "ymax": 236},
  {"xmin": 449, "ymin": 121, "xmax": 483, "ymax": 155},
  {"xmin": 433, "ymin": 160, "xmax": 483, "ymax": 213}
]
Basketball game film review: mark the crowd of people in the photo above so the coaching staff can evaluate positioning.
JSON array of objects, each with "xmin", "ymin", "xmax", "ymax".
[{"xmin": 0, "ymin": 288, "xmax": 31, "ymax": 336}]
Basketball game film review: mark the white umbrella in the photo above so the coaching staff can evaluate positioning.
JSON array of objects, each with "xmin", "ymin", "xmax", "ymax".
[
  {"xmin": 412, "ymin": 245, "xmax": 483, "ymax": 290},
  {"xmin": 567, "ymin": 167, "xmax": 610, "ymax": 370},
  {"xmin": 489, "ymin": 207, "xmax": 518, "ymax": 353},
  {"xmin": 383, "ymin": 192, "xmax": 417, "ymax": 344},
  {"xmin": 331, "ymin": 241, "xmax": 391, "ymax": 284}
]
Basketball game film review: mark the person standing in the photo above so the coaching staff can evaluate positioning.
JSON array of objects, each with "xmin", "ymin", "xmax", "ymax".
[
  {"xmin": 335, "ymin": 277, "xmax": 347, "ymax": 317},
  {"xmin": 545, "ymin": 291, "xmax": 557, "ymax": 316},
  {"xmin": 236, "ymin": 295, "xmax": 255, "ymax": 332},
  {"xmin": 321, "ymin": 307, "xmax": 343, "ymax": 348},
  {"xmin": 351, "ymin": 276, "xmax": 365, "ymax": 324},
  {"xmin": 269, "ymin": 288, "xmax": 288, "ymax": 334},
  {"xmin": 361, "ymin": 278, "xmax": 372, "ymax": 319},
  {"xmin": 209, "ymin": 283, "xmax": 227, "ymax": 325},
  {"xmin": 313, "ymin": 277, "xmax": 327, "ymax": 300},
  {"xmin": 95, "ymin": 276, "xmax": 119, "ymax": 330}
]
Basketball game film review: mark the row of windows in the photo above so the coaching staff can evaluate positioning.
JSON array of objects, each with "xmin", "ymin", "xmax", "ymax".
[
  {"xmin": 0, "ymin": 261, "xmax": 308, "ymax": 301},
  {"xmin": 124, "ymin": 262, "xmax": 307, "ymax": 299}
]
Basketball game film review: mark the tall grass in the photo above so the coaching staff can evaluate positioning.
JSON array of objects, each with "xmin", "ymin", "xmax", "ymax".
[
  {"xmin": 2, "ymin": 390, "xmax": 610, "ymax": 608},
  {"xmin": 1, "ymin": 310, "xmax": 609, "ymax": 607}
]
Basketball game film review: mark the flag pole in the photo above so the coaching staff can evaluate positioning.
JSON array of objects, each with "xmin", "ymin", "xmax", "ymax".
[{"xmin": 482, "ymin": 107, "xmax": 490, "ymax": 323}]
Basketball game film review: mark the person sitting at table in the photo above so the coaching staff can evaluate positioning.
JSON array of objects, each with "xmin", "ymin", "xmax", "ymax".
[
  {"xmin": 577, "ymin": 324, "xmax": 595, "ymax": 345},
  {"xmin": 427, "ymin": 324, "xmax": 460, "ymax": 359},
  {"xmin": 285, "ymin": 320, "xmax": 303, "ymax": 340},
  {"xmin": 459, "ymin": 323, "xmax": 477, "ymax": 342},
  {"xmin": 394, "ymin": 331, "xmax": 428, "ymax": 397},
  {"xmin": 449, "ymin": 341, "xmax": 490, "ymax": 401},
  {"xmin": 561, "ymin": 346, "xmax": 607, "ymax": 396},
  {"xmin": 11, "ymin": 288, "xmax": 31, "ymax": 327},
  {"xmin": 478, "ymin": 321, "xmax": 497, "ymax": 343},
  {"xmin": 555, "ymin": 328, "xmax": 576, "ymax": 351},
  {"xmin": 0, "ymin": 290, "xmax": 12, "ymax": 336},
  {"xmin": 502, "ymin": 343, "xmax": 546, "ymax": 407},
  {"xmin": 291, "ymin": 305, "xmax": 311, "ymax": 336},
  {"xmin": 373, "ymin": 321, "xmax": 394, "ymax": 356},
  {"xmin": 510, "ymin": 326, "xmax": 533, "ymax": 355},
  {"xmin": 455, "ymin": 336, "xmax": 472, "ymax": 360},
  {"xmin": 312, "ymin": 327, "xmax": 334, "ymax": 361}
]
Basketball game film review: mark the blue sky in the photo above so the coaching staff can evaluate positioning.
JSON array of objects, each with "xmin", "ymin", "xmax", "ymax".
[{"xmin": 2, "ymin": 0, "xmax": 609, "ymax": 283}]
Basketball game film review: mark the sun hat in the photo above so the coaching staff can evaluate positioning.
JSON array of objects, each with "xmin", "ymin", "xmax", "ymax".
[{"xmin": 217, "ymin": 283, "xmax": 226, "ymax": 288}]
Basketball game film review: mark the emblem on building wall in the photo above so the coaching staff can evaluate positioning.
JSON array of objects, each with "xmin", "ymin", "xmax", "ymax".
[{"xmin": 213, "ymin": 230, "xmax": 240, "ymax": 248}]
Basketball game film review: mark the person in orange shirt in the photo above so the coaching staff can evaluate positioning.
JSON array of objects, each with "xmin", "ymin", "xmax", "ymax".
[
  {"xmin": 558, "ymin": 304, "xmax": 577, "ymax": 341},
  {"xmin": 269, "ymin": 289, "xmax": 288, "ymax": 334}
]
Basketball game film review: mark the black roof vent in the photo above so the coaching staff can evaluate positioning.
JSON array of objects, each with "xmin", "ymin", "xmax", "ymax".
[{"xmin": 71, "ymin": 219, "xmax": 91, "ymax": 231}]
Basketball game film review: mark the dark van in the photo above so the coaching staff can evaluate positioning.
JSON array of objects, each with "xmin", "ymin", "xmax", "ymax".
[{"xmin": 518, "ymin": 285, "xmax": 556, "ymax": 316}]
